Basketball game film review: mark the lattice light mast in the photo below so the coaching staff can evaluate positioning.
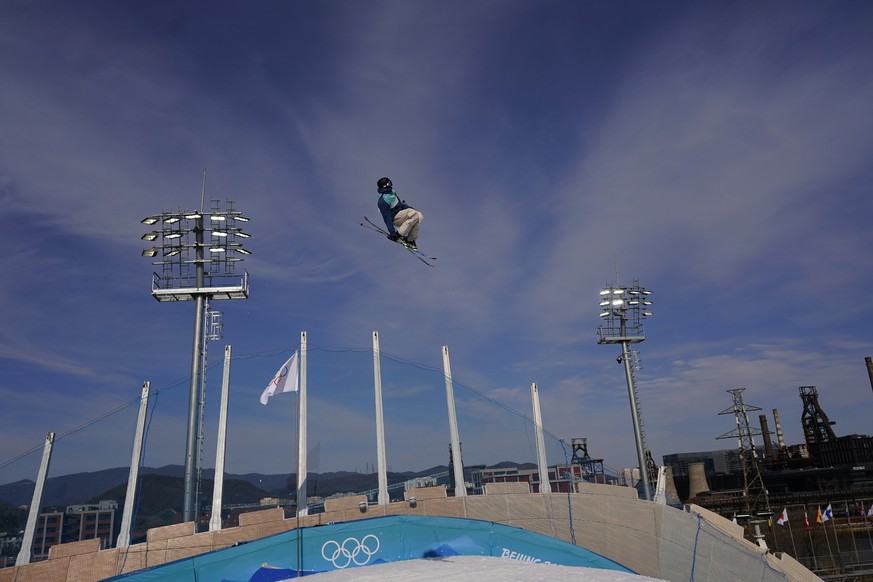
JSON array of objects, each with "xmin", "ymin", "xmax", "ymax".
[
  {"xmin": 596, "ymin": 279, "xmax": 654, "ymax": 500},
  {"xmin": 717, "ymin": 388, "xmax": 770, "ymax": 518},
  {"xmin": 141, "ymin": 198, "xmax": 251, "ymax": 522}
]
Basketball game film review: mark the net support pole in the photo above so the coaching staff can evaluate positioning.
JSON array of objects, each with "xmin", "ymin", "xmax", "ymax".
[
  {"xmin": 209, "ymin": 346, "xmax": 232, "ymax": 531},
  {"xmin": 16, "ymin": 432, "xmax": 55, "ymax": 565},
  {"xmin": 372, "ymin": 331, "xmax": 389, "ymax": 505},
  {"xmin": 531, "ymin": 382, "xmax": 550, "ymax": 494},
  {"xmin": 442, "ymin": 346, "xmax": 466, "ymax": 496},
  {"xmin": 118, "ymin": 382, "xmax": 151, "ymax": 546}
]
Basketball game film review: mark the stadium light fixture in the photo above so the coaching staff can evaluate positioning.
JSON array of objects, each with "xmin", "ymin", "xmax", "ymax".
[
  {"xmin": 140, "ymin": 198, "xmax": 251, "ymax": 523},
  {"xmin": 596, "ymin": 279, "xmax": 654, "ymax": 501}
]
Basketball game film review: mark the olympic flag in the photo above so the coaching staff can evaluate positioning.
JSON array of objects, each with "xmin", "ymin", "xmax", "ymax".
[{"xmin": 260, "ymin": 351, "xmax": 299, "ymax": 404}]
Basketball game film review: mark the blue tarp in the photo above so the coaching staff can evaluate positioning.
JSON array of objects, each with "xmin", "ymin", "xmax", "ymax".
[{"xmin": 105, "ymin": 514, "xmax": 635, "ymax": 581}]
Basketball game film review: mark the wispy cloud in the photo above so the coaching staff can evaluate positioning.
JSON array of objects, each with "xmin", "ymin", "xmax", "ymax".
[{"xmin": 1, "ymin": 2, "xmax": 871, "ymax": 482}]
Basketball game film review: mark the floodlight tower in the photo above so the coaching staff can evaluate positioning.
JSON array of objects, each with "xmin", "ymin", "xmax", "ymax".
[
  {"xmin": 596, "ymin": 279, "xmax": 653, "ymax": 500},
  {"xmin": 141, "ymin": 197, "xmax": 251, "ymax": 523}
]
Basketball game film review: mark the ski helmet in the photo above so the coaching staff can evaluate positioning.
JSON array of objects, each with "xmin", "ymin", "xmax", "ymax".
[{"xmin": 377, "ymin": 177, "xmax": 392, "ymax": 189}]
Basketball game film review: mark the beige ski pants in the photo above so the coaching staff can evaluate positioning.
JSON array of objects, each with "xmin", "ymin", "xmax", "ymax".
[{"xmin": 393, "ymin": 208, "xmax": 424, "ymax": 242}]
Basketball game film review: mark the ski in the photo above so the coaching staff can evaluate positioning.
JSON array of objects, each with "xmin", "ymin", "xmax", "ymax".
[{"xmin": 361, "ymin": 216, "xmax": 436, "ymax": 267}]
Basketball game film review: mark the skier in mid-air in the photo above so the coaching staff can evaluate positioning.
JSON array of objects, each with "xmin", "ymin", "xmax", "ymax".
[{"xmin": 377, "ymin": 177, "xmax": 423, "ymax": 249}]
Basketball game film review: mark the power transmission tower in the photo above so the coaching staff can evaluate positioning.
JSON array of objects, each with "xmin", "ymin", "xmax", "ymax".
[{"xmin": 717, "ymin": 388, "xmax": 771, "ymax": 517}]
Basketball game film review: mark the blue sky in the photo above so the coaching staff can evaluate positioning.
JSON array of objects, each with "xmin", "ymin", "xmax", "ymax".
[{"xmin": 1, "ymin": 1, "xmax": 872, "ymax": 485}]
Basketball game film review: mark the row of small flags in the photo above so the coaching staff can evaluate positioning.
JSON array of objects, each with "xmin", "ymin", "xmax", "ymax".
[{"xmin": 768, "ymin": 503, "xmax": 873, "ymax": 529}]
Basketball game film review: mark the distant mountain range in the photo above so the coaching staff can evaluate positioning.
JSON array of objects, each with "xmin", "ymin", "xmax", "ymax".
[
  {"xmin": 1, "ymin": 463, "xmax": 534, "ymax": 509},
  {"xmin": 0, "ymin": 461, "xmax": 540, "ymax": 540}
]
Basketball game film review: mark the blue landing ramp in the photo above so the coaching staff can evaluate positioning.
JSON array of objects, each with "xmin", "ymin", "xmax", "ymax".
[{"xmin": 106, "ymin": 514, "xmax": 636, "ymax": 581}]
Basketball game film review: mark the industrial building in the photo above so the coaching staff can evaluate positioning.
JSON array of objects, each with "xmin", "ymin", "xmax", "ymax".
[
  {"xmin": 665, "ymin": 386, "xmax": 873, "ymax": 510},
  {"xmin": 26, "ymin": 501, "xmax": 118, "ymax": 561},
  {"xmin": 470, "ymin": 438, "xmax": 609, "ymax": 494}
]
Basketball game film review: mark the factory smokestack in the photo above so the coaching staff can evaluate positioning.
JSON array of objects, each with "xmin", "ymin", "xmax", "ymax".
[
  {"xmin": 759, "ymin": 414, "xmax": 774, "ymax": 459},
  {"xmin": 866, "ymin": 357, "xmax": 873, "ymax": 395},
  {"xmin": 773, "ymin": 409, "xmax": 786, "ymax": 452},
  {"xmin": 687, "ymin": 462, "xmax": 710, "ymax": 499}
]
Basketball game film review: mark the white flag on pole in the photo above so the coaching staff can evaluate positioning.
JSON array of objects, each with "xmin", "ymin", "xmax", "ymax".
[
  {"xmin": 260, "ymin": 351, "xmax": 299, "ymax": 405},
  {"xmin": 822, "ymin": 503, "xmax": 833, "ymax": 522},
  {"xmin": 777, "ymin": 507, "xmax": 788, "ymax": 526}
]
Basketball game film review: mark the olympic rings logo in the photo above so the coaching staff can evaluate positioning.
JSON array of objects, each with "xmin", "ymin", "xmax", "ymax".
[
  {"xmin": 321, "ymin": 534, "xmax": 381, "ymax": 569},
  {"xmin": 272, "ymin": 365, "xmax": 288, "ymax": 386}
]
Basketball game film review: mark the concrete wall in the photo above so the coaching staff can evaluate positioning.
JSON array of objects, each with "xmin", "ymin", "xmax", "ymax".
[
  {"xmin": 0, "ymin": 484, "xmax": 821, "ymax": 582},
  {"xmin": 483, "ymin": 482, "xmax": 531, "ymax": 495}
]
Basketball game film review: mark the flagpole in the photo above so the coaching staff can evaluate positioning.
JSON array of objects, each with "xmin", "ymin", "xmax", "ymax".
[
  {"xmin": 865, "ymin": 502, "xmax": 873, "ymax": 564},
  {"xmin": 297, "ymin": 331, "xmax": 308, "ymax": 517},
  {"xmin": 259, "ymin": 344, "xmax": 304, "ymax": 573},
  {"xmin": 785, "ymin": 508, "xmax": 798, "ymax": 560},
  {"xmin": 295, "ymin": 361, "xmax": 301, "ymax": 577},
  {"xmin": 828, "ymin": 506, "xmax": 842, "ymax": 571},
  {"xmin": 819, "ymin": 507, "xmax": 835, "ymax": 572},
  {"xmin": 296, "ymin": 331, "xmax": 308, "ymax": 576},
  {"xmin": 770, "ymin": 515, "xmax": 779, "ymax": 553},
  {"xmin": 822, "ymin": 503, "xmax": 843, "ymax": 571},
  {"xmin": 805, "ymin": 506, "xmax": 818, "ymax": 571},
  {"xmin": 846, "ymin": 502, "xmax": 859, "ymax": 567}
]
